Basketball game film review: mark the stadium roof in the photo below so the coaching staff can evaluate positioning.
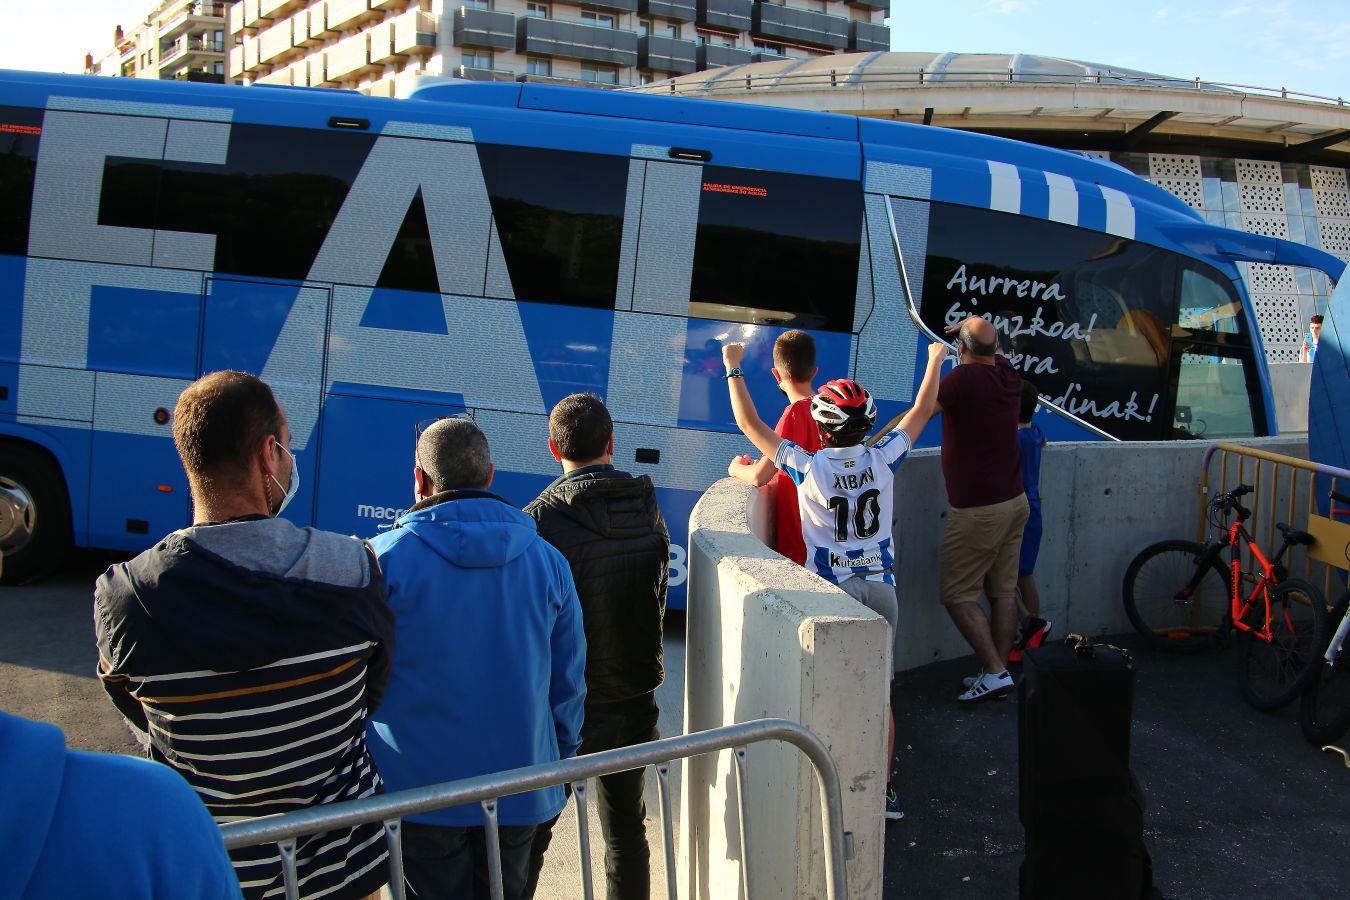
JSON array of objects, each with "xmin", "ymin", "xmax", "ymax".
[{"xmin": 630, "ymin": 52, "xmax": 1350, "ymax": 162}]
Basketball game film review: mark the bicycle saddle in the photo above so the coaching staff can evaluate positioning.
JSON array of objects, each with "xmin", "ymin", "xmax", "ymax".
[{"xmin": 1275, "ymin": 522, "xmax": 1316, "ymax": 546}]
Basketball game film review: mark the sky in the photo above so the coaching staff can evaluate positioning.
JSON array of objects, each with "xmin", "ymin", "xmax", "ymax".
[
  {"xmin": 896, "ymin": 0, "xmax": 1350, "ymax": 102},
  {"xmin": 0, "ymin": 0, "xmax": 1346, "ymax": 102}
]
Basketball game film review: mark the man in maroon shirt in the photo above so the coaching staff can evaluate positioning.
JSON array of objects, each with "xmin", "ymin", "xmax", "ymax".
[{"xmin": 936, "ymin": 316, "xmax": 1029, "ymax": 703}]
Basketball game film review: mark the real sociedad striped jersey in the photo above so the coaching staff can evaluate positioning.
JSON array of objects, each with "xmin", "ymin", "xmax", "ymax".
[
  {"xmin": 95, "ymin": 518, "xmax": 396, "ymax": 900},
  {"xmin": 774, "ymin": 428, "xmax": 912, "ymax": 586}
]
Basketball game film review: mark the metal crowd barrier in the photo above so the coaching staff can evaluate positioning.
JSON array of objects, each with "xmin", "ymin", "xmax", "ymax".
[
  {"xmin": 1198, "ymin": 441, "xmax": 1350, "ymax": 595},
  {"xmin": 219, "ymin": 718, "xmax": 850, "ymax": 900}
]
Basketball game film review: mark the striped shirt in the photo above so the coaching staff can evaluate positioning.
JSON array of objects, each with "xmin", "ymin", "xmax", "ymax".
[{"xmin": 96, "ymin": 520, "xmax": 396, "ymax": 900}]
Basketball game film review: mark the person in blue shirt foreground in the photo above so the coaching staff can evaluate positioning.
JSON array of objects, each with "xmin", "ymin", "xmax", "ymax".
[{"xmin": 0, "ymin": 710, "xmax": 241, "ymax": 900}]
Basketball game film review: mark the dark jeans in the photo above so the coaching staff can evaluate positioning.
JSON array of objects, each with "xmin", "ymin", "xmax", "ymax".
[
  {"xmin": 402, "ymin": 821, "xmax": 537, "ymax": 900},
  {"xmin": 525, "ymin": 693, "xmax": 661, "ymax": 900}
]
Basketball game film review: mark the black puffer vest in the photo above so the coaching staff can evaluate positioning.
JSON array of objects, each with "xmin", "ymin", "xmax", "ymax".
[{"xmin": 524, "ymin": 466, "xmax": 669, "ymax": 704}]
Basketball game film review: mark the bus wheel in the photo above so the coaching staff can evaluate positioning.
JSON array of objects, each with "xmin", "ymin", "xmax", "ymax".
[{"xmin": 0, "ymin": 442, "xmax": 72, "ymax": 584}]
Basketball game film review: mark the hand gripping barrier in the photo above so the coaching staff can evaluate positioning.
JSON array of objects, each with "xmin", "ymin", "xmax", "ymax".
[{"xmin": 218, "ymin": 718, "xmax": 850, "ymax": 900}]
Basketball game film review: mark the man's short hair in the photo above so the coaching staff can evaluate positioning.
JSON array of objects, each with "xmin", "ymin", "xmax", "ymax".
[
  {"xmin": 773, "ymin": 330, "xmax": 817, "ymax": 383},
  {"xmin": 959, "ymin": 322, "xmax": 999, "ymax": 357},
  {"xmin": 1019, "ymin": 379, "xmax": 1039, "ymax": 423},
  {"xmin": 173, "ymin": 371, "xmax": 281, "ymax": 482},
  {"xmin": 418, "ymin": 417, "xmax": 492, "ymax": 491},
  {"xmin": 1311, "ymin": 314, "xmax": 1324, "ymax": 325},
  {"xmin": 549, "ymin": 393, "xmax": 613, "ymax": 463}
]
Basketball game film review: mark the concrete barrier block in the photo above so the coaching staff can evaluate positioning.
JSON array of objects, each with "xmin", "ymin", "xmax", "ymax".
[{"xmin": 680, "ymin": 478, "xmax": 887, "ymax": 900}]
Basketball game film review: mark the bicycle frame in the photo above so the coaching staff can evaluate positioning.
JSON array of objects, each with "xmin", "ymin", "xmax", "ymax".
[{"xmin": 1224, "ymin": 517, "xmax": 1284, "ymax": 644}]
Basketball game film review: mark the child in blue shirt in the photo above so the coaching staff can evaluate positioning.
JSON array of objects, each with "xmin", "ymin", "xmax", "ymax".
[{"xmin": 1011, "ymin": 379, "xmax": 1051, "ymax": 662}]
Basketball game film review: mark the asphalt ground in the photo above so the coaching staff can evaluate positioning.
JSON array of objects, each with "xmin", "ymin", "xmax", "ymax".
[
  {"xmin": 5, "ymin": 555, "xmax": 1348, "ymax": 899},
  {"xmin": 886, "ymin": 632, "xmax": 1349, "ymax": 900}
]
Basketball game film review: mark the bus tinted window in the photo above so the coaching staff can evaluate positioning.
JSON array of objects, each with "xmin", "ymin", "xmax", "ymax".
[
  {"xmin": 477, "ymin": 144, "xmax": 627, "ymax": 309},
  {"xmin": 0, "ymin": 106, "xmax": 43, "ymax": 257},
  {"xmin": 920, "ymin": 201, "xmax": 1260, "ymax": 441},
  {"xmin": 1179, "ymin": 264, "xmax": 1243, "ymax": 334},
  {"xmin": 100, "ymin": 124, "xmax": 377, "ymax": 281},
  {"xmin": 690, "ymin": 167, "xmax": 860, "ymax": 333}
]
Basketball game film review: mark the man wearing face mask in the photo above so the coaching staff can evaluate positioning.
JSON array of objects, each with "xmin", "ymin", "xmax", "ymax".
[{"xmin": 94, "ymin": 370, "xmax": 396, "ymax": 900}]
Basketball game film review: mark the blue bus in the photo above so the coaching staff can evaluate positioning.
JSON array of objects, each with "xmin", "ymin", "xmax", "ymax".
[{"xmin": 1, "ymin": 69, "xmax": 1344, "ymax": 595}]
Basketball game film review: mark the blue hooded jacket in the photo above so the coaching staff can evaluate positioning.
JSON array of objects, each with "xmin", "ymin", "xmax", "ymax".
[
  {"xmin": 0, "ymin": 711, "xmax": 241, "ymax": 900},
  {"xmin": 365, "ymin": 490, "xmax": 586, "ymax": 826}
]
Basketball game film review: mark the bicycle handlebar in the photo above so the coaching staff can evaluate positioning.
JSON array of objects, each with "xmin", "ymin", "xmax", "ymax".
[{"xmin": 1211, "ymin": 484, "xmax": 1253, "ymax": 521}]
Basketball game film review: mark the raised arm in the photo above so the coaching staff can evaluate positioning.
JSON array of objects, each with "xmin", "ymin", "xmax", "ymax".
[
  {"xmin": 869, "ymin": 342, "xmax": 948, "ymax": 445},
  {"xmin": 723, "ymin": 343, "xmax": 784, "ymax": 459},
  {"xmin": 894, "ymin": 342, "xmax": 949, "ymax": 441},
  {"xmin": 727, "ymin": 454, "xmax": 777, "ymax": 486}
]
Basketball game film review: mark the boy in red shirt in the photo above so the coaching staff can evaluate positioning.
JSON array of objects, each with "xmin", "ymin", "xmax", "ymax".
[{"xmin": 727, "ymin": 330, "xmax": 821, "ymax": 565}]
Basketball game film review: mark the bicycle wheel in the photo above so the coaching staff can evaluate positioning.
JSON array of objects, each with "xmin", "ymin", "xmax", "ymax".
[
  {"xmin": 1122, "ymin": 540, "xmax": 1230, "ymax": 652},
  {"xmin": 1300, "ymin": 593, "xmax": 1350, "ymax": 746},
  {"xmin": 1237, "ymin": 578, "xmax": 1329, "ymax": 712}
]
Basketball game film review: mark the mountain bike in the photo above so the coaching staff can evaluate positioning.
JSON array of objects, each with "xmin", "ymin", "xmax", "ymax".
[
  {"xmin": 1299, "ymin": 489, "xmax": 1350, "ymax": 746},
  {"xmin": 1123, "ymin": 484, "xmax": 1329, "ymax": 710}
]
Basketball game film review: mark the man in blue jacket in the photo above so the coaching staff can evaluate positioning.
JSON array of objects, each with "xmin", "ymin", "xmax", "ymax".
[{"xmin": 366, "ymin": 416, "xmax": 586, "ymax": 900}]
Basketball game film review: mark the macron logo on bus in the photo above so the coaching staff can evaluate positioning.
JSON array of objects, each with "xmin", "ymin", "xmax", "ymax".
[{"xmin": 356, "ymin": 504, "xmax": 409, "ymax": 521}]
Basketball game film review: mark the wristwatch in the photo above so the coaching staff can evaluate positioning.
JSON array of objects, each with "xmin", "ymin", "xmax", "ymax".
[{"xmin": 725, "ymin": 367, "xmax": 745, "ymax": 379}]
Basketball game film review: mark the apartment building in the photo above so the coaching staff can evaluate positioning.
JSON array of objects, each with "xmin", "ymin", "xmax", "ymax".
[
  {"xmin": 86, "ymin": 1, "xmax": 230, "ymax": 83},
  {"xmin": 227, "ymin": 0, "xmax": 890, "ymax": 95}
]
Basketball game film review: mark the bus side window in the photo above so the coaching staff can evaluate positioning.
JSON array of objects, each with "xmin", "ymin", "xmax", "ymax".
[
  {"xmin": 1178, "ymin": 264, "xmax": 1243, "ymax": 335},
  {"xmin": 0, "ymin": 105, "xmax": 43, "ymax": 258},
  {"xmin": 476, "ymin": 144, "xmax": 628, "ymax": 310},
  {"xmin": 689, "ymin": 167, "xmax": 861, "ymax": 333},
  {"xmin": 108, "ymin": 123, "xmax": 378, "ymax": 282}
]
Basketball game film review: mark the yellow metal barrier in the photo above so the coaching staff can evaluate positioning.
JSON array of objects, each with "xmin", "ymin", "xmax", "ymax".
[{"xmin": 1199, "ymin": 442, "xmax": 1350, "ymax": 599}]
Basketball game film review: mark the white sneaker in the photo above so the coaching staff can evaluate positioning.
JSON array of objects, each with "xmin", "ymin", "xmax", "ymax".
[
  {"xmin": 958, "ymin": 670, "xmax": 1015, "ymax": 703},
  {"xmin": 962, "ymin": 671, "xmax": 983, "ymax": 689}
]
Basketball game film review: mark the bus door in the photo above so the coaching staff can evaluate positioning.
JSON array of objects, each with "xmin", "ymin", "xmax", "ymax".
[
  {"xmin": 200, "ymin": 277, "xmax": 330, "ymax": 527},
  {"xmin": 85, "ymin": 273, "xmax": 202, "ymax": 550}
]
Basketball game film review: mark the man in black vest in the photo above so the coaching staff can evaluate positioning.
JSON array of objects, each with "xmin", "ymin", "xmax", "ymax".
[{"xmin": 523, "ymin": 393, "xmax": 670, "ymax": 900}]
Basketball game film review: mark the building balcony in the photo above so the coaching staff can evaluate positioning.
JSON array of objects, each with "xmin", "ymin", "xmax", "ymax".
[
  {"xmin": 639, "ymin": 0, "xmax": 696, "ymax": 22},
  {"xmin": 456, "ymin": 65, "xmax": 516, "ymax": 82},
  {"xmin": 753, "ymin": 48, "xmax": 786, "ymax": 62},
  {"xmin": 326, "ymin": 0, "xmax": 379, "ymax": 32},
  {"xmin": 696, "ymin": 43, "xmax": 753, "ymax": 68},
  {"xmin": 243, "ymin": 34, "xmax": 263, "ymax": 71},
  {"xmin": 846, "ymin": 0, "xmax": 889, "ymax": 11},
  {"xmin": 309, "ymin": 50, "xmax": 337, "ymax": 86},
  {"xmin": 583, "ymin": 0, "xmax": 639, "ymax": 11},
  {"xmin": 326, "ymin": 30, "xmax": 380, "ymax": 80},
  {"xmin": 696, "ymin": 0, "xmax": 750, "ymax": 33},
  {"xmin": 161, "ymin": 35, "xmax": 227, "ymax": 69},
  {"xmin": 305, "ymin": 2, "xmax": 340, "ymax": 42},
  {"xmin": 173, "ymin": 69, "xmax": 227, "ymax": 83},
  {"xmin": 241, "ymin": 0, "xmax": 271, "ymax": 28},
  {"xmin": 751, "ymin": 2, "xmax": 848, "ymax": 50},
  {"xmin": 160, "ymin": 2, "xmax": 228, "ymax": 41},
  {"xmin": 259, "ymin": 0, "xmax": 295, "ymax": 19},
  {"xmin": 368, "ymin": 78, "xmax": 397, "ymax": 97},
  {"xmin": 453, "ymin": 6, "xmax": 515, "ymax": 51},
  {"xmin": 228, "ymin": 43, "xmax": 244, "ymax": 76},
  {"xmin": 372, "ymin": 0, "xmax": 403, "ymax": 9},
  {"xmin": 847, "ymin": 19, "xmax": 888, "ymax": 52},
  {"xmin": 638, "ymin": 35, "xmax": 696, "ymax": 75},
  {"xmin": 516, "ymin": 16, "xmax": 638, "ymax": 67},
  {"xmin": 393, "ymin": 9, "xmax": 437, "ymax": 54},
  {"xmin": 367, "ymin": 19, "xmax": 406, "ymax": 65},
  {"xmin": 258, "ymin": 18, "xmax": 296, "ymax": 63}
]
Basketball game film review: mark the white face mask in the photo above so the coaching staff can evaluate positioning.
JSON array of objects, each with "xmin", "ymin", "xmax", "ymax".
[{"xmin": 269, "ymin": 444, "xmax": 299, "ymax": 517}]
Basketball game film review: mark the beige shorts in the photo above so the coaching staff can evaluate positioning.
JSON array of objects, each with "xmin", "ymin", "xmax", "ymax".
[{"xmin": 939, "ymin": 493, "xmax": 1030, "ymax": 608}]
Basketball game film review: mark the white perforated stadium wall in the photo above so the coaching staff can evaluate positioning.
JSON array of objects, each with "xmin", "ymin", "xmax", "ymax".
[{"xmin": 1132, "ymin": 153, "xmax": 1349, "ymax": 365}]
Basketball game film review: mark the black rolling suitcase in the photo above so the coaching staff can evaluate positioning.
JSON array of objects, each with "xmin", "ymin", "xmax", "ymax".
[{"xmin": 1019, "ymin": 635, "xmax": 1161, "ymax": 900}]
